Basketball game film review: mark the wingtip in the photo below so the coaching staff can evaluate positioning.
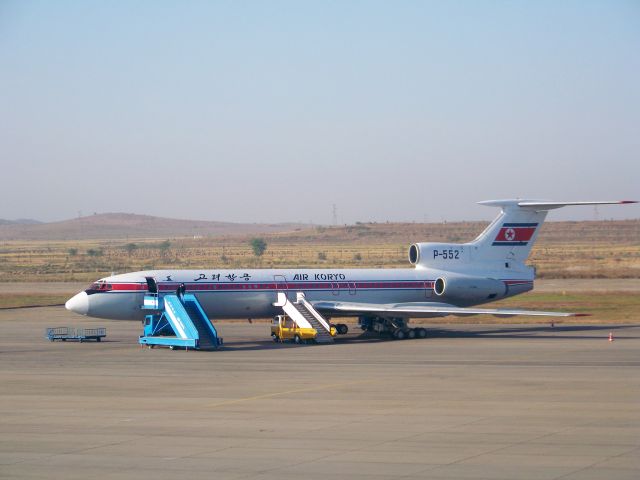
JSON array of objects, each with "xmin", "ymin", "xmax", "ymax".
[
  {"xmin": 619, "ymin": 200, "xmax": 638, "ymax": 204},
  {"xmin": 573, "ymin": 313, "xmax": 591, "ymax": 317}
]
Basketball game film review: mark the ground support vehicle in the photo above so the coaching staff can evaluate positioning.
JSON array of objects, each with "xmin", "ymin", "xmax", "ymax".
[
  {"xmin": 46, "ymin": 327, "xmax": 106, "ymax": 342},
  {"xmin": 270, "ymin": 314, "xmax": 336, "ymax": 344}
]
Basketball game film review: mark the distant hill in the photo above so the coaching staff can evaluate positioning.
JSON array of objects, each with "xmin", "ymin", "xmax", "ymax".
[
  {"xmin": 0, "ymin": 218, "xmax": 43, "ymax": 226},
  {"xmin": 0, "ymin": 213, "xmax": 311, "ymax": 240}
]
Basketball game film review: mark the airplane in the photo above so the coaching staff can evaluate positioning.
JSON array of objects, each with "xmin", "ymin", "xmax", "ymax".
[{"xmin": 65, "ymin": 199, "xmax": 636, "ymax": 338}]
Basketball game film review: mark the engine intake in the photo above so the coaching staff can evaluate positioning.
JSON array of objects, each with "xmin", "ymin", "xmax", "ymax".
[{"xmin": 409, "ymin": 244, "xmax": 420, "ymax": 264}]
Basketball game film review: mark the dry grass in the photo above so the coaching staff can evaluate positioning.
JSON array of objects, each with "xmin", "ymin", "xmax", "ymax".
[
  {"xmin": 0, "ymin": 220, "xmax": 637, "ymax": 282},
  {"xmin": 0, "ymin": 294, "xmax": 66, "ymax": 309}
]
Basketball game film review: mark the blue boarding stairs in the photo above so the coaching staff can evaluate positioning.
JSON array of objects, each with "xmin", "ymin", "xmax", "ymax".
[{"xmin": 139, "ymin": 293, "xmax": 222, "ymax": 350}]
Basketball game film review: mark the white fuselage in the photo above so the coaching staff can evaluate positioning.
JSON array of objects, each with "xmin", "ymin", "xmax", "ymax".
[
  {"xmin": 64, "ymin": 198, "xmax": 635, "ymax": 322},
  {"xmin": 65, "ymin": 267, "xmax": 533, "ymax": 320}
]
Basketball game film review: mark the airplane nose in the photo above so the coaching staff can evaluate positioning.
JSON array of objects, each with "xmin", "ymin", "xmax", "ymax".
[{"xmin": 65, "ymin": 292, "xmax": 89, "ymax": 315}]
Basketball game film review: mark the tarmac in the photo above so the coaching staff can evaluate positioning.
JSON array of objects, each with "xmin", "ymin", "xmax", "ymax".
[{"xmin": 1, "ymin": 306, "xmax": 639, "ymax": 479}]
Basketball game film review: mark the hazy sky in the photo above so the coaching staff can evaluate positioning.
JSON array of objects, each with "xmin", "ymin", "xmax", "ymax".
[{"xmin": 1, "ymin": 1, "xmax": 638, "ymax": 224}]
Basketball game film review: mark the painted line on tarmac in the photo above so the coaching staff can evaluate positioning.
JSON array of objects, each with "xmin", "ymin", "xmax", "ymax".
[{"xmin": 207, "ymin": 379, "xmax": 378, "ymax": 409}]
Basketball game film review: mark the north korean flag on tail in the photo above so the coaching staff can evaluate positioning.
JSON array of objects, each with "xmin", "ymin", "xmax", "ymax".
[{"xmin": 492, "ymin": 223, "xmax": 538, "ymax": 246}]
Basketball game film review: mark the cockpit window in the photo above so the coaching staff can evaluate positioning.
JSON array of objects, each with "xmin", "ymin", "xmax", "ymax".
[{"xmin": 85, "ymin": 281, "xmax": 112, "ymax": 295}]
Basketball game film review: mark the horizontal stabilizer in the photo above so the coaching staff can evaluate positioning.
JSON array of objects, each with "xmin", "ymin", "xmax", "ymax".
[
  {"xmin": 312, "ymin": 300, "xmax": 588, "ymax": 318},
  {"xmin": 478, "ymin": 199, "xmax": 637, "ymax": 211},
  {"xmin": 516, "ymin": 200, "xmax": 637, "ymax": 210}
]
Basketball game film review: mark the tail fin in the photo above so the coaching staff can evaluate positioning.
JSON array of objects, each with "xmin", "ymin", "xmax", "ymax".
[{"xmin": 472, "ymin": 199, "xmax": 636, "ymax": 264}]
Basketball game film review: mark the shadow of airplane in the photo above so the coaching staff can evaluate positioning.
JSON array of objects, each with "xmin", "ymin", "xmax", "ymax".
[
  {"xmin": 142, "ymin": 325, "xmax": 640, "ymax": 352},
  {"xmin": 127, "ymin": 324, "xmax": 640, "ymax": 351},
  {"xmin": 313, "ymin": 324, "xmax": 639, "ymax": 343}
]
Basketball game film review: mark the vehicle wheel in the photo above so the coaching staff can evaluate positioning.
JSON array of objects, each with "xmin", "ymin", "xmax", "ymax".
[
  {"xmin": 337, "ymin": 324, "xmax": 349, "ymax": 335},
  {"xmin": 394, "ymin": 329, "xmax": 406, "ymax": 340},
  {"xmin": 272, "ymin": 334, "xmax": 279, "ymax": 342},
  {"xmin": 169, "ymin": 345, "xmax": 175, "ymax": 350},
  {"xmin": 416, "ymin": 328, "xmax": 427, "ymax": 338},
  {"xmin": 97, "ymin": 337, "xmax": 101, "ymax": 342},
  {"xmin": 407, "ymin": 329, "xmax": 416, "ymax": 339},
  {"xmin": 294, "ymin": 334, "xmax": 302, "ymax": 344}
]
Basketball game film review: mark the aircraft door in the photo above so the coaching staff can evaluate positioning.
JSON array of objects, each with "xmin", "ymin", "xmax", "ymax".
[
  {"xmin": 274, "ymin": 275, "xmax": 291, "ymax": 300},
  {"xmin": 348, "ymin": 281, "xmax": 357, "ymax": 295},
  {"xmin": 145, "ymin": 277, "xmax": 158, "ymax": 294},
  {"xmin": 424, "ymin": 280, "xmax": 433, "ymax": 298},
  {"xmin": 331, "ymin": 282, "xmax": 340, "ymax": 296}
]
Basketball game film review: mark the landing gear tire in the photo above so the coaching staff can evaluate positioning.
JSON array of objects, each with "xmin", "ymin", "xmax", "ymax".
[
  {"xmin": 393, "ymin": 329, "xmax": 406, "ymax": 340},
  {"xmin": 407, "ymin": 329, "xmax": 416, "ymax": 340},
  {"xmin": 416, "ymin": 328, "xmax": 427, "ymax": 338}
]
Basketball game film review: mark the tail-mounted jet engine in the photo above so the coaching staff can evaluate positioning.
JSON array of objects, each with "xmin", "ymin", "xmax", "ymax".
[
  {"xmin": 409, "ymin": 242, "xmax": 469, "ymax": 267},
  {"xmin": 409, "ymin": 243, "xmax": 506, "ymax": 303},
  {"xmin": 433, "ymin": 274, "xmax": 506, "ymax": 303}
]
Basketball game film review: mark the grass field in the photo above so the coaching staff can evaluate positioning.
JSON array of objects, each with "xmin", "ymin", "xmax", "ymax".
[
  {"xmin": 0, "ymin": 294, "xmax": 66, "ymax": 309},
  {"xmin": 0, "ymin": 220, "xmax": 640, "ymax": 282},
  {"xmin": 0, "ymin": 220, "xmax": 637, "ymax": 283},
  {"xmin": 0, "ymin": 239, "xmax": 637, "ymax": 283}
]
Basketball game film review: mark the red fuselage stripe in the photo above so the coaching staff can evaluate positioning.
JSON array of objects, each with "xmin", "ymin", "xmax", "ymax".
[{"xmin": 104, "ymin": 279, "xmax": 531, "ymax": 293}]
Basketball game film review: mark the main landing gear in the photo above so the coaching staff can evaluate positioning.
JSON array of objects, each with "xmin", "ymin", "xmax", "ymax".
[
  {"xmin": 358, "ymin": 316, "xmax": 427, "ymax": 340},
  {"xmin": 331, "ymin": 323, "xmax": 349, "ymax": 335}
]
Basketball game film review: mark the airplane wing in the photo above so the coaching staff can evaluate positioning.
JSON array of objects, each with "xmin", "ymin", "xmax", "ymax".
[{"xmin": 311, "ymin": 301, "xmax": 587, "ymax": 318}]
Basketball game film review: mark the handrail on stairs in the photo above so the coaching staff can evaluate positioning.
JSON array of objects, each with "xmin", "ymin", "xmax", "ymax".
[{"xmin": 295, "ymin": 292, "xmax": 332, "ymax": 333}]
